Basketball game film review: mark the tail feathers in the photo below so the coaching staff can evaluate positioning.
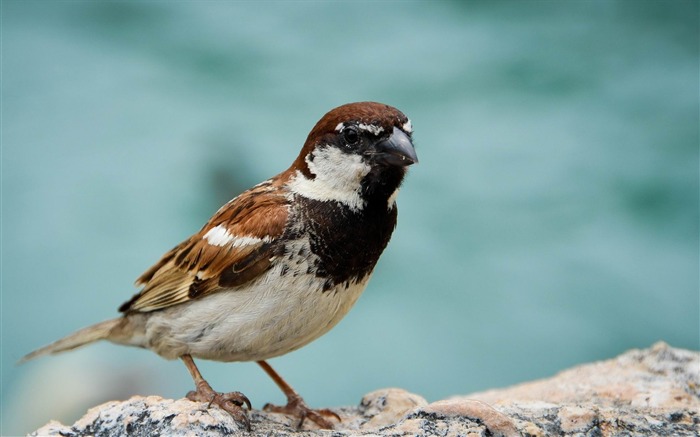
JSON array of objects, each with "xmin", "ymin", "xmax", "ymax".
[{"xmin": 19, "ymin": 318, "xmax": 122, "ymax": 364}]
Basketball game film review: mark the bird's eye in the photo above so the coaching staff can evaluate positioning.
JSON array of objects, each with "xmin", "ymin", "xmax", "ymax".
[{"xmin": 343, "ymin": 127, "xmax": 359, "ymax": 146}]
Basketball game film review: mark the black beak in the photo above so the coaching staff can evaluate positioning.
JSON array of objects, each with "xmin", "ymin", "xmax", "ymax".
[{"xmin": 373, "ymin": 127, "xmax": 418, "ymax": 167}]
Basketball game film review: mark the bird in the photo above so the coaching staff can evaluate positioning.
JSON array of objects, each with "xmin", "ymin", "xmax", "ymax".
[{"xmin": 21, "ymin": 101, "xmax": 418, "ymax": 430}]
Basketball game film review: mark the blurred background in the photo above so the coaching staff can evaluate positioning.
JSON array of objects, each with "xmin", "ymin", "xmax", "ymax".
[{"xmin": 2, "ymin": 1, "xmax": 698, "ymax": 435}]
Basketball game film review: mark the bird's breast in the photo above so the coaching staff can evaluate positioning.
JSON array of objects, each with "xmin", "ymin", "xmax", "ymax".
[{"xmin": 143, "ymin": 239, "xmax": 371, "ymax": 362}]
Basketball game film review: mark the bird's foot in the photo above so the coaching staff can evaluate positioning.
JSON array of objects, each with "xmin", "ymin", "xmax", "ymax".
[
  {"xmin": 186, "ymin": 381, "xmax": 252, "ymax": 431},
  {"xmin": 263, "ymin": 394, "xmax": 340, "ymax": 429}
]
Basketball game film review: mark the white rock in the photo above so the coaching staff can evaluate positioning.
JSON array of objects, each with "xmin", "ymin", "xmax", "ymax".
[{"xmin": 31, "ymin": 343, "xmax": 700, "ymax": 436}]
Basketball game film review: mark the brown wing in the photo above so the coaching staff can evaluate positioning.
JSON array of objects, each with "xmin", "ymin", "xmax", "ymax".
[{"xmin": 119, "ymin": 182, "xmax": 289, "ymax": 313}]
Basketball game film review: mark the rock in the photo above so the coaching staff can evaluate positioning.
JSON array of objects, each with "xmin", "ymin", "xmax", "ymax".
[
  {"xmin": 455, "ymin": 341, "xmax": 700, "ymax": 436},
  {"xmin": 32, "ymin": 342, "xmax": 699, "ymax": 436},
  {"xmin": 414, "ymin": 399, "xmax": 520, "ymax": 437}
]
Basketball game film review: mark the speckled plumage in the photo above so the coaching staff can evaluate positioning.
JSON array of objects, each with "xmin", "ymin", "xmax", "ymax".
[{"xmin": 22, "ymin": 102, "xmax": 418, "ymax": 430}]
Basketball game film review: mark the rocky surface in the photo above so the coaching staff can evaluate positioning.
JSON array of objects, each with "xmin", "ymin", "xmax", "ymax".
[{"xmin": 32, "ymin": 342, "xmax": 699, "ymax": 436}]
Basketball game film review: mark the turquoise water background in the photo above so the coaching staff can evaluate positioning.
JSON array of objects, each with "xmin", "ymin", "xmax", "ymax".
[{"xmin": 2, "ymin": 1, "xmax": 698, "ymax": 434}]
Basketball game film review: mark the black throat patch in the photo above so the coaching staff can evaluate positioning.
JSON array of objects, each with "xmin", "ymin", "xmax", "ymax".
[{"xmin": 285, "ymin": 195, "xmax": 398, "ymax": 291}]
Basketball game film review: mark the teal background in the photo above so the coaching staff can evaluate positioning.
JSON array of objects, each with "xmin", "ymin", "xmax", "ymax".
[{"xmin": 2, "ymin": 1, "xmax": 698, "ymax": 435}]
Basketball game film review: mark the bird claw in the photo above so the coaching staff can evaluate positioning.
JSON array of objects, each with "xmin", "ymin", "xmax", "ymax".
[
  {"xmin": 263, "ymin": 394, "xmax": 340, "ymax": 429},
  {"xmin": 186, "ymin": 383, "xmax": 252, "ymax": 431}
]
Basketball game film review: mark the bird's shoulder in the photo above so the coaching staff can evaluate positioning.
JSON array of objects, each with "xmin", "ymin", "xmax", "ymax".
[{"xmin": 119, "ymin": 179, "xmax": 291, "ymax": 313}]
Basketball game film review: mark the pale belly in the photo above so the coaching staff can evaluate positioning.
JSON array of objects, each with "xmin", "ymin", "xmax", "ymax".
[{"xmin": 141, "ymin": 263, "xmax": 370, "ymax": 361}]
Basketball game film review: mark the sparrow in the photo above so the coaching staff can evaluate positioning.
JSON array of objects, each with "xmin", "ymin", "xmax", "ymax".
[{"xmin": 21, "ymin": 101, "xmax": 418, "ymax": 430}]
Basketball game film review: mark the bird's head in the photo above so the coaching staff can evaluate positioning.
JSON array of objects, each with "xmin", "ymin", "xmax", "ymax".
[{"xmin": 287, "ymin": 102, "xmax": 417, "ymax": 211}]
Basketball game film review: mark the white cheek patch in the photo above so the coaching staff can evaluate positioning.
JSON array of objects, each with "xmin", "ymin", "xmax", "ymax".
[
  {"xmin": 387, "ymin": 188, "xmax": 400, "ymax": 210},
  {"xmin": 287, "ymin": 145, "xmax": 371, "ymax": 211},
  {"xmin": 203, "ymin": 225, "xmax": 271, "ymax": 247}
]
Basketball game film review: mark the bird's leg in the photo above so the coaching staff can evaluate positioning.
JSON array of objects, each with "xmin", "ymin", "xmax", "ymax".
[
  {"xmin": 257, "ymin": 360, "xmax": 340, "ymax": 429},
  {"xmin": 181, "ymin": 354, "xmax": 251, "ymax": 430}
]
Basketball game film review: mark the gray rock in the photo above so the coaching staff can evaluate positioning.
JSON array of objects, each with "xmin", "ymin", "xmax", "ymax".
[{"xmin": 31, "ymin": 342, "xmax": 699, "ymax": 436}]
